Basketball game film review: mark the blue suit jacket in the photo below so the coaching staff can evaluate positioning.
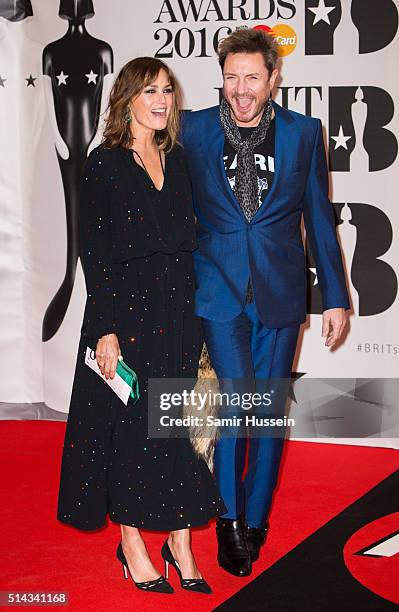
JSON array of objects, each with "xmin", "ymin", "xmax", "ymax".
[{"xmin": 181, "ymin": 102, "xmax": 350, "ymax": 328}]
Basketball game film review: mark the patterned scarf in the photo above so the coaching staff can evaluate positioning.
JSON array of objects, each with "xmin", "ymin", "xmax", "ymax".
[{"xmin": 219, "ymin": 96, "xmax": 273, "ymax": 221}]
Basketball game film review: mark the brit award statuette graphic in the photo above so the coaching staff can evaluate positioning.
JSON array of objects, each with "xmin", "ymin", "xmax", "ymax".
[{"xmin": 42, "ymin": 0, "xmax": 114, "ymax": 341}]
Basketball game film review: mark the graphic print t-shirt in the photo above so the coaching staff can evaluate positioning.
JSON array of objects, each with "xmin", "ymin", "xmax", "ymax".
[{"xmin": 223, "ymin": 118, "xmax": 276, "ymax": 209}]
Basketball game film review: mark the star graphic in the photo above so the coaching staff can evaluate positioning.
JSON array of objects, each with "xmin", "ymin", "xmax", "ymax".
[
  {"xmin": 85, "ymin": 69, "xmax": 98, "ymax": 84},
  {"xmin": 331, "ymin": 125, "xmax": 352, "ymax": 150},
  {"xmin": 26, "ymin": 74, "xmax": 37, "ymax": 87},
  {"xmin": 308, "ymin": 0, "xmax": 336, "ymax": 25},
  {"xmin": 0, "ymin": 75, "xmax": 6, "ymax": 87},
  {"xmin": 309, "ymin": 267, "xmax": 318, "ymax": 286},
  {"xmin": 56, "ymin": 71, "xmax": 69, "ymax": 86}
]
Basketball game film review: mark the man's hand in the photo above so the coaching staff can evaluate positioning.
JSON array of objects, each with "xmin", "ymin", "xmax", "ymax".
[
  {"xmin": 96, "ymin": 334, "xmax": 121, "ymax": 380},
  {"xmin": 322, "ymin": 308, "xmax": 347, "ymax": 348}
]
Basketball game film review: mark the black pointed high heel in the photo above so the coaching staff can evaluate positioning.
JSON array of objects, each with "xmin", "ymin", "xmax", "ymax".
[
  {"xmin": 116, "ymin": 542, "xmax": 174, "ymax": 594},
  {"xmin": 161, "ymin": 540, "xmax": 212, "ymax": 594}
]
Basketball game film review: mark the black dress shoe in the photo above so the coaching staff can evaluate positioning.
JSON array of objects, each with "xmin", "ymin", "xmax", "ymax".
[
  {"xmin": 246, "ymin": 523, "xmax": 269, "ymax": 562},
  {"xmin": 216, "ymin": 516, "xmax": 252, "ymax": 577}
]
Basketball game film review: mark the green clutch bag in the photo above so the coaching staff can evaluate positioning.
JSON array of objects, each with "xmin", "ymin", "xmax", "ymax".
[{"xmin": 117, "ymin": 357, "xmax": 140, "ymax": 404}]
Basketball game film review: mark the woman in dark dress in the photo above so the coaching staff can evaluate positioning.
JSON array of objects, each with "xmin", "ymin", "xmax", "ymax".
[{"xmin": 57, "ymin": 57, "xmax": 226, "ymax": 594}]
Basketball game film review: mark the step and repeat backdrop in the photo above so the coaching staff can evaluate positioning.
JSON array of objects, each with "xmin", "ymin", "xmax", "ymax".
[{"xmin": 0, "ymin": 1, "xmax": 398, "ymax": 445}]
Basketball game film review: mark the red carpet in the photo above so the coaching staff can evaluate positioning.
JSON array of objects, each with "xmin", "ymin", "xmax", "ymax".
[{"xmin": 1, "ymin": 421, "xmax": 398, "ymax": 611}]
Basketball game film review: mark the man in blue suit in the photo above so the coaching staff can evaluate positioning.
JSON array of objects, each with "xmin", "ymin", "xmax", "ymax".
[{"xmin": 181, "ymin": 29, "xmax": 349, "ymax": 577}]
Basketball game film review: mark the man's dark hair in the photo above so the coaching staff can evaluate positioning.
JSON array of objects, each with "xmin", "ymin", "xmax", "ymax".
[{"xmin": 218, "ymin": 29, "xmax": 278, "ymax": 76}]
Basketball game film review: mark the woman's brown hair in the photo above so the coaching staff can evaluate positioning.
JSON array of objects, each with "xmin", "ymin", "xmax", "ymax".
[{"xmin": 102, "ymin": 57, "xmax": 182, "ymax": 152}]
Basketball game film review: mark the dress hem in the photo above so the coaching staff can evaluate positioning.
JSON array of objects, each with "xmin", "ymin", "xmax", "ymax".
[{"xmin": 57, "ymin": 507, "xmax": 225, "ymax": 532}]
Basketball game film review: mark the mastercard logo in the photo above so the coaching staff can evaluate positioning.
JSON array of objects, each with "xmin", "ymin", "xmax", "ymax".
[{"xmin": 254, "ymin": 24, "xmax": 297, "ymax": 57}]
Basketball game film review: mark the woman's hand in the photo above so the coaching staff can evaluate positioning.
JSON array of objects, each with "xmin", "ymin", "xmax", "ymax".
[{"xmin": 96, "ymin": 334, "xmax": 121, "ymax": 380}]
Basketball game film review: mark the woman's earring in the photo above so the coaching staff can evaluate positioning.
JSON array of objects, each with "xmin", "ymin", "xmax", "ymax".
[{"xmin": 125, "ymin": 108, "xmax": 132, "ymax": 123}]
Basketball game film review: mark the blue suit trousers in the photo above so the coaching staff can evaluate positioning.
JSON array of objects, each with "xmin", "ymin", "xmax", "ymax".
[{"xmin": 203, "ymin": 303, "xmax": 299, "ymax": 528}]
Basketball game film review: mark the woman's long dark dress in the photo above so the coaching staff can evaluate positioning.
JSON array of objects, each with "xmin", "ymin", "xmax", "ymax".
[{"xmin": 57, "ymin": 145, "xmax": 226, "ymax": 531}]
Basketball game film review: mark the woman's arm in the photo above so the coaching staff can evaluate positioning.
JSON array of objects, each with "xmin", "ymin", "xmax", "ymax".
[{"xmin": 79, "ymin": 148, "xmax": 120, "ymax": 377}]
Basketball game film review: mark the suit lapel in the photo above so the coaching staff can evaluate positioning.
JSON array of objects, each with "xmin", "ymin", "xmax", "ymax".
[
  {"xmin": 252, "ymin": 101, "xmax": 296, "ymax": 220},
  {"xmin": 206, "ymin": 112, "xmax": 248, "ymax": 220}
]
